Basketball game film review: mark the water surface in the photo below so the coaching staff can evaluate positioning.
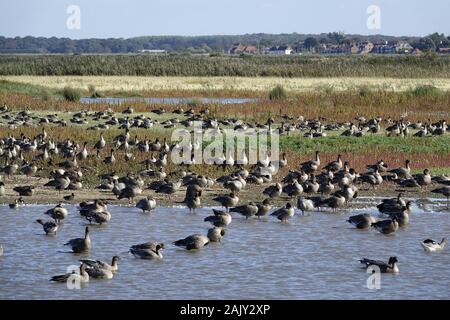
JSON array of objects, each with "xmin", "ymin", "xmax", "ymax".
[{"xmin": 0, "ymin": 199, "xmax": 448, "ymax": 300}]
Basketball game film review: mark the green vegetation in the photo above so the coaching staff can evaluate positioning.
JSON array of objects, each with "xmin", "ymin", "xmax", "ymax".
[
  {"xmin": 268, "ymin": 85, "xmax": 287, "ymax": 100},
  {"xmin": 0, "ymin": 79, "xmax": 57, "ymax": 100},
  {"xmin": 280, "ymin": 135, "xmax": 450, "ymax": 155},
  {"xmin": 1, "ymin": 54, "xmax": 449, "ymax": 78},
  {"xmin": 61, "ymin": 86, "xmax": 81, "ymax": 102}
]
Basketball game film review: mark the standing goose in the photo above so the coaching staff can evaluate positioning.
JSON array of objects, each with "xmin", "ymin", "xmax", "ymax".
[
  {"xmin": 104, "ymin": 149, "xmax": 116, "ymax": 164},
  {"xmin": 130, "ymin": 242, "xmax": 165, "ymax": 260},
  {"xmin": 359, "ymin": 256, "xmax": 399, "ymax": 273},
  {"xmin": 136, "ymin": 196, "xmax": 156, "ymax": 213},
  {"xmin": 296, "ymin": 197, "xmax": 315, "ymax": 215},
  {"xmin": 431, "ymin": 186, "xmax": 450, "ymax": 205},
  {"xmin": 421, "ymin": 238, "xmax": 446, "ymax": 252},
  {"xmin": 230, "ymin": 202, "xmax": 259, "ymax": 219},
  {"xmin": 270, "ymin": 203, "xmax": 295, "ymax": 222},
  {"xmin": 36, "ymin": 219, "xmax": 58, "ymax": 235},
  {"xmin": 44, "ymin": 204, "xmax": 68, "ymax": 224},
  {"xmin": 94, "ymin": 132, "xmax": 106, "ymax": 150},
  {"xmin": 371, "ymin": 217, "xmax": 399, "ymax": 235},
  {"xmin": 255, "ymin": 199, "xmax": 273, "ymax": 218},
  {"xmin": 300, "ymin": 151, "xmax": 320, "ymax": 174},
  {"xmin": 212, "ymin": 193, "xmax": 239, "ymax": 212},
  {"xmin": 13, "ymin": 185, "xmax": 34, "ymax": 196},
  {"xmin": 263, "ymin": 183, "xmax": 282, "ymax": 198},
  {"xmin": 347, "ymin": 214, "xmax": 377, "ymax": 229},
  {"xmin": 323, "ymin": 154, "xmax": 343, "ymax": 172},
  {"xmin": 388, "ymin": 160, "xmax": 411, "ymax": 179},
  {"xmin": 64, "ymin": 227, "xmax": 91, "ymax": 253},
  {"xmin": 51, "ymin": 263, "xmax": 89, "ymax": 283},
  {"xmin": 204, "ymin": 209, "xmax": 232, "ymax": 227}
]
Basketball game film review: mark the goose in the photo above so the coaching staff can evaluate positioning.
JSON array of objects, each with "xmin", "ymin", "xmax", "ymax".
[
  {"xmin": 359, "ymin": 256, "xmax": 399, "ymax": 273},
  {"xmin": 322, "ymin": 192, "xmax": 346, "ymax": 212},
  {"xmin": 323, "ymin": 154, "xmax": 343, "ymax": 172},
  {"xmin": 366, "ymin": 160, "xmax": 388, "ymax": 173},
  {"xmin": 230, "ymin": 202, "xmax": 259, "ymax": 219},
  {"xmin": 104, "ymin": 149, "xmax": 116, "ymax": 164},
  {"xmin": 36, "ymin": 219, "xmax": 58, "ymax": 235},
  {"xmin": 431, "ymin": 186, "xmax": 450, "ymax": 204},
  {"xmin": 300, "ymin": 151, "xmax": 320, "ymax": 173},
  {"xmin": 173, "ymin": 234, "xmax": 211, "ymax": 250},
  {"xmin": 371, "ymin": 217, "xmax": 399, "ymax": 235},
  {"xmin": 63, "ymin": 193, "xmax": 75, "ymax": 201},
  {"xmin": 296, "ymin": 197, "xmax": 315, "ymax": 214},
  {"xmin": 13, "ymin": 185, "xmax": 34, "ymax": 196},
  {"xmin": 117, "ymin": 185, "xmax": 142, "ymax": 203},
  {"xmin": 421, "ymin": 238, "xmax": 446, "ymax": 252},
  {"xmin": 377, "ymin": 193, "xmax": 406, "ymax": 213},
  {"xmin": 82, "ymin": 209, "xmax": 112, "ymax": 225},
  {"xmin": 80, "ymin": 256, "xmax": 120, "ymax": 273},
  {"xmin": 224, "ymin": 175, "xmax": 246, "ymax": 194},
  {"xmin": 0, "ymin": 244, "xmax": 2, "ymax": 257},
  {"xmin": 303, "ymin": 175, "xmax": 320, "ymax": 194},
  {"xmin": 388, "ymin": 160, "xmax": 411, "ymax": 179},
  {"xmin": 64, "ymin": 227, "xmax": 91, "ymax": 253},
  {"xmin": 9, "ymin": 198, "xmax": 22, "ymax": 209},
  {"xmin": 182, "ymin": 194, "xmax": 201, "ymax": 213},
  {"xmin": 207, "ymin": 227, "xmax": 226, "ymax": 242},
  {"xmin": 412, "ymin": 169, "xmax": 431, "ymax": 187},
  {"xmin": 347, "ymin": 214, "xmax": 377, "ymax": 229},
  {"xmin": 263, "ymin": 183, "xmax": 282, "ymax": 198},
  {"xmin": 255, "ymin": 199, "xmax": 273, "ymax": 218},
  {"xmin": 51, "ymin": 263, "xmax": 89, "ymax": 283},
  {"xmin": 155, "ymin": 180, "xmax": 181, "ymax": 200},
  {"xmin": 212, "ymin": 193, "xmax": 239, "ymax": 211},
  {"xmin": 283, "ymin": 179, "xmax": 304, "ymax": 198},
  {"xmin": 130, "ymin": 242, "xmax": 164, "ymax": 260},
  {"xmin": 0, "ymin": 182, "xmax": 5, "ymax": 196},
  {"xmin": 44, "ymin": 204, "xmax": 68, "ymax": 223},
  {"xmin": 204, "ymin": 209, "xmax": 232, "ymax": 227},
  {"xmin": 94, "ymin": 132, "xmax": 106, "ymax": 150},
  {"xmin": 270, "ymin": 203, "xmax": 295, "ymax": 222},
  {"xmin": 136, "ymin": 196, "xmax": 156, "ymax": 213}
]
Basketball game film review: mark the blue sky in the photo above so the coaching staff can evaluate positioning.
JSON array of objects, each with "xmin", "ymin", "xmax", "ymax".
[{"xmin": 0, "ymin": 0, "xmax": 448, "ymax": 38}]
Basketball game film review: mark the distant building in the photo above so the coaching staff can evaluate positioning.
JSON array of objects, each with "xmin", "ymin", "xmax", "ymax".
[
  {"xmin": 372, "ymin": 42, "xmax": 396, "ymax": 54},
  {"xmin": 350, "ymin": 41, "xmax": 374, "ymax": 54},
  {"xmin": 266, "ymin": 45, "xmax": 293, "ymax": 55},
  {"xmin": 137, "ymin": 49, "xmax": 167, "ymax": 54},
  {"xmin": 438, "ymin": 47, "xmax": 450, "ymax": 54},
  {"xmin": 228, "ymin": 43, "xmax": 258, "ymax": 55},
  {"xmin": 395, "ymin": 41, "xmax": 413, "ymax": 54}
]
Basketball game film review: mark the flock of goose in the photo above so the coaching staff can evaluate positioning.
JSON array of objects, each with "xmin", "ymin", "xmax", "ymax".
[{"xmin": 0, "ymin": 105, "xmax": 448, "ymax": 283}]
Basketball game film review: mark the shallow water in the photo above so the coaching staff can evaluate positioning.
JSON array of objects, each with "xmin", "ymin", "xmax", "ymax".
[
  {"xmin": 0, "ymin": 199, "xmax": 449, "ymax": 300},
  {"xmin": 79, "ymin": 97, "xmax": 258, "ymax": 105}
]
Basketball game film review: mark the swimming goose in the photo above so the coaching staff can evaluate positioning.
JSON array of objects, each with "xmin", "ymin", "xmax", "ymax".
[
  {"xmin": 270, "ymin": 203, "xmax": 295, "ymax": 222},
  {"xmin": 0, "ymin": 244, "xmax": 3, "ymax": 257},
  {"xmin": 204, "ymin": 209, "xmax": 232, "ymax": 227},
  {"xmin": 44, "ymin": 204, "xmax": 68, "ymax": 223},
  {"xmin": 82, "ymin": 208, "xmax": 112, "ymax": 225},
  {"xmin": 64, "ymin": 227, "xmax": 91, "ymax": 253},
  {"xmin": 263, "ymin": 183, "xmax": 282, "ymax": 198},
  {"xmin": 371, "ymin": 217, "xmax": 399, "ymax": 235},
  {"xmin": 347, "ymin": 214, "xmax": 377, "ymax": 229},
  {"xmin": 377, "ymin": 193, "xmax": 406, "ymax": 213},
  {"xmin": 255, "ymin": 199, "xmax": 273, "ymax": 218},
  {"xmin": 173, "ymin": 234, "xmax": 210, "ymax": 250},
  {"xmin": 9, "ymin": 198, "xmax": 23, "ymax": 209},
  {"xmin": 36, "ymin": 219, "xmax": 58, "ymax": 235},
  {"xmin": 212, "ymin": 193, "xmax": 239, "ymax": 211},
  {"xmin": 296, "ymin": 197, "xmax": 315, "ymax": 214},
  {"xmin": 207, "ymin": 227, "xmax": 226, "ymax": 242},
  {"xmin": 136, "ymin": 196, "xmax": 156, "ymax": 213},
  {"xmin": 421, "ymin": 238, "xmax": 446, "ymax": 252},
  {"xmin": 130, "ymin": 242, "xmax": 164, "ymax": 260},
  {"xmin": 230, "ymin": 202, "xmax": 259, "ymax": 219},
  {"xmin": 51, "ymin": 263, "xmax": 89, "ymax": 283},
  {"xmin": 79, "ymin": 256, "xmax": 120, "ymax": 273},
  {"xmin": 359, "ymin": 256, "xmax": 399, "ymax": 273}
]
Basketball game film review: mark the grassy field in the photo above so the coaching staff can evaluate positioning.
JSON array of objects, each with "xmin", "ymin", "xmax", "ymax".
[
  {"xmin": 1, "ymin": 54, "xmax": 449, "ymax": 78},
  {"xmin": 2, "ymin": 75, "xmax": 450, "ymax": 93}
]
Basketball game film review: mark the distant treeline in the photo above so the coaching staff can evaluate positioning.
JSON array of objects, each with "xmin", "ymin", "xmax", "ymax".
[
  {"xmin": 0, "ymin": 54, "xmax": 449, "ymax": 78},
  {"xmin": 0, "ymin": 33, "xmax": 436, "ymax": 54}
]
